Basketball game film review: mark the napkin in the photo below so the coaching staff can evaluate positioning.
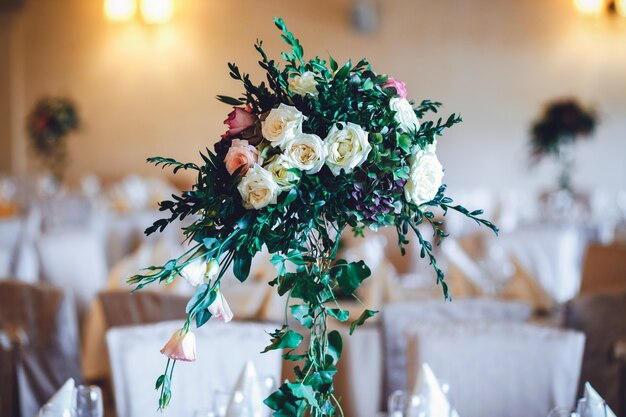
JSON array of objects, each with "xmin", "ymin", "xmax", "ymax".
[
  {"xmin": 412, "ymin": 363, "xmax": 459, "ymax": 417},
  {"xmin": 43, "ymin": 378, "xmax": 75, "ymax": 411},
  {"xmin": 583, "ymin": 382, "xmax": 616, "ymax": 417},
  {"xmin": 226, "ymin": 361, "xmax": 265, "ymax": 417}
]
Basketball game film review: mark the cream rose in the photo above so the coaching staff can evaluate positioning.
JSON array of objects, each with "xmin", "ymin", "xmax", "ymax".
[
  {"xmin": 390, "ymin": 97, "xmax": 420, "ymax": 133},
  {"xmin": 237, "ymin": 164, "xmax": 280, "ymax": 209},
  {"xmin": 404, "ymin": 148, "xmax": 444, "ymax": 206},
  {"xmin": 284, "ymin": 133, "xmax": 326, "ymax": 174},
  {"xmin": 324, "ymin": 122, "xmax": 372, "ymax": 176},
  {"xmin": 288, "ymin": 71, "xmax": 318, "ymax": 97},
  {"xmin": 265, "ymin": 154, "xmax": 299, "ymax": 191},
  {"xmin": 261, "ymin": 103, "xmax": 304, "ymax": 149}
]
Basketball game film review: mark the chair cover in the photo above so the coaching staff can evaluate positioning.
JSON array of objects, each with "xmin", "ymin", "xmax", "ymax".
[
  {"xmin": 0, "ymin": 281, "xmax": 81, "ymax": 417},
  {"xmin": 82, "ymin": 290, "xmax": 189, "ymax": 381},
  {"xmin": 565, "ymin": 290, "xmax": 626, "ymax": 415},
  {"xmin": 0, "ymin": 217, "xmax": 21, "ymax": 279},
  {"xmin": 37, "ymin": 229, "xmax": 108, "ymax": 317},
  {"xmin": 106, "ymin": 320, "xmax": 282, "ymax": 417},
  {"xmin": 405, "ymin": 322, "xmax": 585, "ymax": 417},
  {"xmin": 382, "ymin": 299, "xmax": 532, "ymax": 398}
]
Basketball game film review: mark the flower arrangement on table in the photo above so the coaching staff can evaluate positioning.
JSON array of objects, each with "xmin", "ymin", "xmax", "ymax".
[
  {"xmin": 129, "ymin": 18, "xmax": 497, "ymax": 416},
  {"xmin": 26, "ymin": 97, "xmax": 80, "ymax": 183},
  {"xmin": 530, "ymin": 98, "xmax": 597, "ymax": 190}
]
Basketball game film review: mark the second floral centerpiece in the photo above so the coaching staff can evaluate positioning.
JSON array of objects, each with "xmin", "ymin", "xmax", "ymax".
[{"xmin": 130, "ymin": 18, "xmax": 497, "ymax": 417}]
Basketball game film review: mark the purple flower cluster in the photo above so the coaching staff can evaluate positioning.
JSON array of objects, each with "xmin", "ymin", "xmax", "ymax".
[{"xmin": 349, "ymin": 176, "xmax": 406, "ymax": 222}]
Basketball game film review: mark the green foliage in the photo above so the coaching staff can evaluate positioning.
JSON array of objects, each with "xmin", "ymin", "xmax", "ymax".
[{"xmin": 130, "ymin": 16, "xmax": 499, "ymax": 417}]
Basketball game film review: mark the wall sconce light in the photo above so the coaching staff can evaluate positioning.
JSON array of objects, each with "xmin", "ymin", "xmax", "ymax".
[
  {"xmin": 574, "ymin": 0, "xmax": 626, "ymax": 16},
  {"xmin": 104, "ymin": 0, "xmax": 137, "ymax": 22},
  {"xmin": 140, "ymin": 0, "xmax": 174, "ymax": 24}
]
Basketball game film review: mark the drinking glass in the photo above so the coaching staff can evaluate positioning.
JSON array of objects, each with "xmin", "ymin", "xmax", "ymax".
[
  {"xmin": 75, "ymin": 385, "xmax": 103, "ymax": 417},
  {"xmin": 388, "ymin": 390, "xmax": 407, "ymax": 417},
  {"xmin": 547, "ymin": 407, "xmax": 575, "ymax": 417},
  {"xmin": 212, "ymin": 390, "xmax": 232, "ymax": 417}
]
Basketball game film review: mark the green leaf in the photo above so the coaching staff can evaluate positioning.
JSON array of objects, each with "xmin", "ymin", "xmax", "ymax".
[
  {"xmin": 185, "ymin": 284, "xmax": 209, "ymax": 314},
  {"xmin": 216, "ymin": 95, "xmax": 244, "ymax": 106},
  {"xmin": 290, "ymin": 304, "xmax": 313, "ymax": 328},
  {"xmin": 334, "ymin": 260, "xmax": 371, "ymax": 295},
  {"xmin": 287, "ymin": 383, "xmax": 319, "ymax": 409},
  {"xmin": 326, "ymin": 330, "xmax": 342, "ymax": 365},
  {"xmin": 349, "ymin": 309, "xmax": 378, "ymax": 335},
  {"xmin": 234, "ymin": 253, "xmax": 252, "ymax": 282},
  {"xmin": 334, "ymin": 60, "xmax": 351, "ymax": 80},
  {"xmin": 195, "ymin": 307, "xmax": 213, "ymax": 328},
  {"xmin": 327, "ymin": 308, "xmax": 349, "ymax": 322},
  {"xmin": 262, "ymin": 328, "xmax": 303, "ymax": 353}
]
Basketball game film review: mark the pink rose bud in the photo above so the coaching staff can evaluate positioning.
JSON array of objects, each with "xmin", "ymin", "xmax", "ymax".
[
  {"xmin": 160, "ymin": 329, "xmax": 197, "ymax": 362},
  {"xmin": 382, "ymin": 77, "xmax": 408, "ymax": 99},
  {"xmin": 223, "ymin": 105, "xmax": 257, "ymax": 138},
  {"xmin": 224, "ymin": 139, "xmax": 259, "ymax": 175},
  {"xmin": 208, "ymin": 289, "xmax": 233, "ymax": 323}
]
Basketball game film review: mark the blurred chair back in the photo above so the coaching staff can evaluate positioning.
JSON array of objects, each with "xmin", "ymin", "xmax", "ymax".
[
  {"xmin": 37, "ymin": 229, "xmax": 108, "ymax": 318},
  {"xmin": 107, "ymin": 320, "xmax": 282, "ymax": 417},
  {"xmin": 405, "ymin": 322, "xmax": 585, "ymax": 417},
  {"xmin": 580, "ymin": 243, "xmax": 626, "ymax": 295},
  {"xmin": 0, "ymin": 281, "xmax": 81, "ymax": 417},
  {"xmin": 0, "ymin": 217, "xmax": 22, "ymax": 278},
  {"xmin": 565, "ymin": 289, "xmax": 626, "ymax": 416},
  {"xmin": 82, "ymin": 290, "xmax": 188, "ymax": 382},
  {"xmin": 99, "ymin": 290, "xmax": 189, "ymax": 328},
  {"xmin": 382, "ymin": 299, "xmax": 532, "ymax": 399}
]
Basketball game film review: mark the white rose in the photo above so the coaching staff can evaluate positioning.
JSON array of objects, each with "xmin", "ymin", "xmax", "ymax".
[
  {"xmin": 324, "ymin": 122, "xmax": 372, "ymax": 176},
  {"xmin": 404, "ymin": 148, "xmax": 444, "ymax": 206},
  {"xmin": 265, "ymin": 154, "xmax": 299, "ymax": 191},
  {"xmin": 284, "ymin": 133, "xmax": 326, "ymax": 174},
  {"xmin": 288, "ymin": 71, "xmax": 318, "ymax": 97},
  {"xmin": 390, "ymin": 97, "xmax": 420, "ymax": 133},
  {"xmin": 237, "ymin": 164, "xmax": 280, "ymax": 209},
  {"xmin": 261, "ymin": 103, "xmax": 304, "ymax": 149}
]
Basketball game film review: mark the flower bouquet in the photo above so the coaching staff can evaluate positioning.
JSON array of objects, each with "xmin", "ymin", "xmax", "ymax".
[
  {"xmin": 26, "ymin": 97, "xmax": 80, "ymax": 183},
  {"xmin": 129, "ymin": 18, "xmax": 497, "ymax": 416},
  {"xmin": 530, "ymin": 98, "xmax": 597, "ymax": 190}
]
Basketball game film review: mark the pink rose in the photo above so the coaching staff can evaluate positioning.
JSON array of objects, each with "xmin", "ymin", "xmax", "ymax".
[
  {"xmin": 208, "ymin": 289, "xmax": 233, "ymax": 322},
  {"xmin": 160, "ymin": 329, "xmax": 196, "ymax": 362},
  {"xmin": 382, "ymin": 77, "xmax": 408, "ymax": 99},
  {"xmin": 222, "ymin": 105, "xmax": 257, "ymax": 138},
  {"xmin": 224, "ymin": 139, "xmax": 259, "ymax": 175}
]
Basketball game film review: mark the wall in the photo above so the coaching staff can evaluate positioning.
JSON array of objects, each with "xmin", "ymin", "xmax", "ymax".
[{"xmin": 1, "ymin": 0, "xmax": 625, "ymax": 192}]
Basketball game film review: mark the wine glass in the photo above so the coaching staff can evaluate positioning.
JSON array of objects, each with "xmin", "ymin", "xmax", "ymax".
[
  {"xmin": 192, "ymin": 410, "xmax": 216, "ymax": 417},
  {"xmin": 388, "ymin": 390, "xmax": 408, "ymax": 417},
  {"xmin": 75, "ymin": 385, "xmax": 103, "ymax": 417}
]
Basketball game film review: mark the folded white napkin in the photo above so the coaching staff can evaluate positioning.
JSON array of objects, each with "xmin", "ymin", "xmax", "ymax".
[
  {"xmin": 412, "ymin": 363, "xmax": 459, "ymax": 417},
  {"xmin": 583, "ymin": 382, "xmax": 616, "ymax": 417},
  {"xmin": 44, "ymin": 378, "xmax": 75, "ymax": 411},
  {"xmin": 226, "ymin": 361, "xmax": 265, "ymax": 417}
]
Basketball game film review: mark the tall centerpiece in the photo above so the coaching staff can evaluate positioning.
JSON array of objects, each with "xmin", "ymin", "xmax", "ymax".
[
  {"xmin": 530, "ymin": 98, "xmax": 597, "ymax": 191},
  {"xmin": 26, "ymin": 97, "xmax": 80, "ymax": 184},
  {"xmin": 130, "ymin": 18, "xmax": 497, "ymax": 416}
]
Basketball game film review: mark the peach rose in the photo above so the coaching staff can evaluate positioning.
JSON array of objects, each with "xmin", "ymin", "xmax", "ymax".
[
  {"xmin": 224, "ymin": 139, "xmax": 259, "ymax": 175},
  {"xmin": 160, "ymin": 329, "xmax": 196, "ymax": 362}
]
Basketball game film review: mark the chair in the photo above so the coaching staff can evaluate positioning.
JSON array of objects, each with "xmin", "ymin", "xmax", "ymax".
[
  {"xmin": 382, "ymin": 299, "xmax": 532, "ymax": 399},
  {"xmin": 579, "ymin": 243, "xmax": 626, "ymax": 295},
  {"xmin": 565, "ymin": 290, "xmax": 626, "ymax": 415},
  {"xmin": 106, "ymin": 320, "xmax": 282, "ymax": 417},
  {"xmin": 405, "ymin": 322, "xmax": 585, "ymax": 417},
  {"xmin": 82, "ymin": 290, "xmax": 189, "ymax": 382},
  {"xmin": 0, "ymin": 281, "xmax": 81, "ymax": 417},
  {"xmin": 0, "ymin": 217, "xmax": 22, "ymax": 278},
  {"xmin": 37, "ymin": 229, "xmax": 108, "ymax": 317}
]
